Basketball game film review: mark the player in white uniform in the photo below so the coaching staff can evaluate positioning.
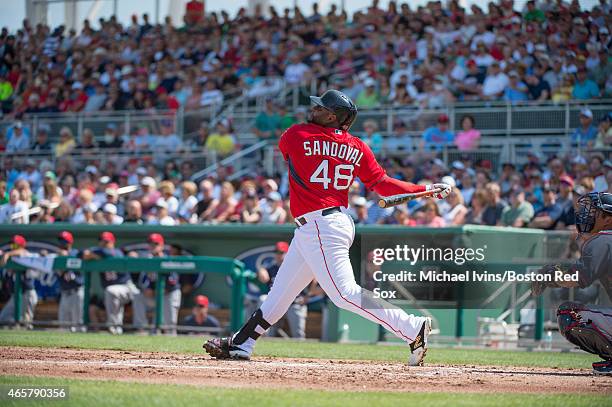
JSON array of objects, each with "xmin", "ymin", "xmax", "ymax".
[{"xmin": 204, "ymin": 90, "xmax": 451, "ymax": 365}]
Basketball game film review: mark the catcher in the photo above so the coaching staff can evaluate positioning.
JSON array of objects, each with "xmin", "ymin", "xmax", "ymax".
[{"xmin": 531, "ymin": 192, "xmax": 612, "ymax": 375}]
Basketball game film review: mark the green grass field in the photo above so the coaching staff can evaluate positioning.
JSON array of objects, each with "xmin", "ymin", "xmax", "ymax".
[
  {"xmin": 0, "ymin": 330, "xmax": 594, "ymax": 368},
  {"xmin": 0, "ymin": 375, "xmax": 608, "ymax": 407},
  {"xmin": 0, "ymin": 330, "xmax": 607, "ymax": 407}
]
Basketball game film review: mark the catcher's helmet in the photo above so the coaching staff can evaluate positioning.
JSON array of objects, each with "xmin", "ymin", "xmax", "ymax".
[
  {"xmin": 309, "ymin": 90, "xmax": 357, "ymax": 131},
  {"xmin": 575, "ymin": 192, "xmax": 612, "ymax": 233}
]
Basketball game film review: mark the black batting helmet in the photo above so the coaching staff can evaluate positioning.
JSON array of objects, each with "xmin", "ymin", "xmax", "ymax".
[
  {"xmin": 575, "ymin": 192, "xmax": 612, "ymax": 233},
  {"xmin": 309, "ymin": 90, "xmax": 358, "ymax": 131}
]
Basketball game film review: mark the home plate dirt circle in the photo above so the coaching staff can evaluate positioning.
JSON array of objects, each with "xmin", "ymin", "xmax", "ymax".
[{"xmin": 1, "ymin": 346, "xmax": 610, "ymax": 394}]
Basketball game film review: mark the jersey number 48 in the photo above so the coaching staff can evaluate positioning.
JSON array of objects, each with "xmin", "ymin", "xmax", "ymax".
[{"xmin": 310, "ymin": 160, "xmax": 354, "ymax": 190}]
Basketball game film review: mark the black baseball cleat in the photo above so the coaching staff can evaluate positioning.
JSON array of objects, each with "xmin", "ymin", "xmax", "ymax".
[
  {"xmin": 203, "ymin": 337, "xmax": 251, "ymax": 360},
  {"xmin": 593, "ymin": 360, "xmax": 612, "ymax": 376},
  {"xmin": 408, "ymin": 317, "xmax": 431, "ymax": 366}
]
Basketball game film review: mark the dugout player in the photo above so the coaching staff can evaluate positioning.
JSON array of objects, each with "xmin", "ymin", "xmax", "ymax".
[
  {"xmin": 259, "ymin": 241, "xmax": 308, "ymax": 339},
  {"xmin": 0, "ymin": 235, "xmax": 38, "ymax": 328},
  {"xmin": 132, "ymin": 233, "xmax": 182, "ymax": 335},
  {"xmin": 532, "ymin": 192, "xmax": 612, "ymax": 375},
  {"xmin": 56, "ymin": 231, "xmax": 85, "ymax": 331},
  {"xmin": 82, "ymin": 231, "xmax": 139, "ymax": 335},
  {"xmin": 204, "ymin": 90, "xmax": 451, "ymax": 365}
]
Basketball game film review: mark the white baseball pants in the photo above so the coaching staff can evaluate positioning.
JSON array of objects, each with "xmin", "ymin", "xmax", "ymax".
[{"xmin": 260, "ymin": 208, "xmax": 426, "ymax": 343}]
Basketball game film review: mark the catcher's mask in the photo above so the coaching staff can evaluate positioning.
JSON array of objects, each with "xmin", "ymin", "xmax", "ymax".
[{"xmin": 575, "ymin": 192, "xmax": 612, "ymax": 234}]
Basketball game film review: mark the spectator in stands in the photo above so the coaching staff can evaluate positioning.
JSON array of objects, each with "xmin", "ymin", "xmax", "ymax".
[
  {"xmin": 526, "ymin": 65, "xmax": 552, "ymax": 103},
  {"xmin": 356, "ymin": 78, "xmax": 381, "ymax": 108},
  {"xmin": 82, "ymin": 232, "xmax": 138, "ymax": 335},
  {"xmin": 350, "ymin": 196, "xmax": 370, "ymax": 225},
  {"xmin": 199, "ymin": 80, "xmax": 224, "ymax": 111},
  {"xmin": 0, "ymin": 235, "xmax": 38, "ymax": 328},
  {"xmin": 200, "ymin": 181, "xmax": 237, "ymax": 223},
  {"xmin": 482, "ymin": 182, "xmax": 507, "ymax": 226},
  {"xmin": 360, "ymin": 120, "xmax": 383, "ymax": 155},
  {"xmin": 0, "ymin": 181, "xmax": 7, "ymax": 205},
  {"xmin": 189, "ymin": 122, "xmax": 209, "ymax": 149},
  {"xmin": 571, "ymin": 108, "xmax": 598, "ymax": 148},
  {"xmin": 101, "ymin": 203, "xmax": 123, "ymax": 225},
  {"xmin": 503, "ymin": 71, "xmax": 529, "ymax": 104},
  {"xmin": 481, "ymin": 61, "xmax": 508, "ymax": 100},
  {"xmin": 385, "ymin": 119, "xmax": 413, "ymax": 153},
  {"xmin": 0, "ymin": 188, "xmax": 29, "ymax": 224},
  {"xmin": 31, "ymin": 125, "xmax": 52, "ymax": 152},
  {"xmin": 183, "ymin": 295, "xmax": 220, "ymax": 331},
  {"xmin": 454, "ymin": 115, "xmax": 481, "ymax": 151},
  {"xmin": 572, "ymin": 68, "xmax": 600, "ymax": 100},
  {"xmin": 415, "ymin": 199, "xmax": 446, "ymax": 227},
  {"xmin": 465, "ymin": 189, "xmax": 487, "ymax": 225},
  {"xmin": 283, "ymin": 52, "xmax": 311, "ymax": 85},
  {"xmin": 501, "ymin": 188, "xmax": 534, "ymax": 227},
  {"xmin": 595, "ymin": 113, "xmax": 612, "ymax": 148},
  {"xmin": 37, "ymin": 171, "xmax": 62, "ymax": 204},
  {"xmin": 253, "ymin": 100, "xmax": 281, "ymax": 140},
  {"xmin": 205, "ymin": 119, "xmax": 236, "ymax": 158},
  {"xmin": 137, "ymin": 176, "xmax": 161, "ymax": 215},
  {"xmin": 194, "ymin": 179, "xmax": 214, "ymax": 221},
  {"xmin": 18, "ymin": 160, "xmax": 42, "ymax": 191},
  {"xmin": 421, "ymin": 114, "xmax": 454, "ymax": 152},
  {"xmin": 528, "ymin": 186, "xmax": 563, "ymax": 230},
  {"xmin": 54, "ymin": 127, "xmax": 76, "ymax": 158},
  {"xmin": 147, "ymin": 199, "xmax": 176, "ymax": 226},
  {"xmin": 123, "ymin": 200, "xmax": 144, "ymax": 224},
  {"xmin": 177, "ymin": 181, "xmax": 198, "ymax": 224},
  {"xmin": 98, "ymin": 124, "xmax": 123, "ymax": 149},
  {"xmin": 6, "ymin": 121, "xmax": 29, "ymax": 153},
  {"xmin": 261, "ymin": 191, "xmax": 287, "ymax": 224},
  {"xmin": 231, "ymin": 190, "xmax": 261, "ymax": 224},
  {"xmin": 443, "ymin": 188, "xmax": 468, "ymax": 226},
  {"xmin": 158, "ymin": 180, "xmax": 179, "ymax": 217},
  {"xmin": 551, "ymin": 74, "xmax": 574, "ymax": 103}
]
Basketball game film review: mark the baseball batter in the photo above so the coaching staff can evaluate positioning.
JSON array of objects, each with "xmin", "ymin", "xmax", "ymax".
[
  {"xmin": 204, "ymin": 90, "xmax": 450, "ymax": 365},
  {"xmin": 532, "ymin": 192, "xmax": 612, "ymax": 375}
]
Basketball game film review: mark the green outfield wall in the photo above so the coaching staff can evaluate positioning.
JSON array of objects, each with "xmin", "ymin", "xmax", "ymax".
[{"xmin": 0, "ymin": 224, "xmax": 571, "ymax": 340}]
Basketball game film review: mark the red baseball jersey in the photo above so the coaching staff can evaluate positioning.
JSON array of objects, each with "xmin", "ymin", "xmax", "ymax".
[{"xmin": 279, "ymin": 123, "xmax": 386, "ymax": 218}]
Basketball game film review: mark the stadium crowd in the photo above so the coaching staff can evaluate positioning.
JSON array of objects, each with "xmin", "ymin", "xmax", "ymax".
[
  {"xmin": 0, "ymin": 0, "xmax": 611, "ymax": 230},
  {"xmin": 0, "ymin": 0, "xmax": 610, "ymax": 119}
]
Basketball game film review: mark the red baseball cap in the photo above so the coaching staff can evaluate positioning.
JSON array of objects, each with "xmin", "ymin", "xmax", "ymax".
[
  {"xmin": 58, "ymin": 231, "xmax": 74, "ymax": 244},
  {"xmin": 12, "ymin": 235, "xmax": 26, "ymax": 247},
  {"xmin": 99, "ymin": 231, "xmax": 116, "ymax": 243},
  {"xmin": 437, "ymin": 114, "xmax": 449, "ymax": 123},
  {"xmin": 559, "ymin": 175, "xmax": 574, "ymax": 188},
  {"xmin": 148, "ymin": 233, "xmax": 165, "ymax": 245},
  {"xmin": 275, "ymin": 241, "xmax": 289, "ymax": 253},
  {"xmin": 195, "ymin": 295, "xmax": 209, "ymax": 307}
]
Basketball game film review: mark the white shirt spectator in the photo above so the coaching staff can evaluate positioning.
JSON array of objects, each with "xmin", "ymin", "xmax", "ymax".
[
  {"xmin": 0, "ymin": 200, "xmax": 29, "ymax": 224},
  {"xmin": 147, "ymin": 216, "xmax": 176, "ymax": 226},
  {"xmin": 482, "ymin": 72, "xmax": 509, "ymax": 97},
  {"xmin": 200, "ymin": 89, "xmax": 224, "ymax": 109},
  {"xmin": 470, "ymin": 31, "xmax": 496, "ymax": 51},
  {"xmin": 284, "ymin": 62, "xmax": 310, "ymax": 85},
  {"xmin": 6, "ymin": 132, "xmax": 30, "ymax": 153},
  {"xmin": 177, "ymin": 195, "xmax": 198, "ymax": 221},
  {"xmin": 472, "ymin": 53, "xmax": 495, "ymax": 67},
  {"xmin": 390, "ymin": 65, "xmax": 414, "ymax": 88},
  {"xmin": 35, "ymin": 186, "xmax": 63, "ymax": 203},
  {"xmin": 159, "ymin": 196, "xmax": 179, "ymax": 216}
]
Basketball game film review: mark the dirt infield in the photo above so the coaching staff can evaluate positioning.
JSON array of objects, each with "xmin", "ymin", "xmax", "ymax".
[{"xmin": 0, "ymin": 346, "xmax": 610, "ymax": 394}]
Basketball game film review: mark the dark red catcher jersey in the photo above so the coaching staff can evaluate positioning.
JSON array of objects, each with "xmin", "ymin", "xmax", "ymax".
[{"xmin": 279, "ymin": 123, "xmax": 386, "ymax": 218}]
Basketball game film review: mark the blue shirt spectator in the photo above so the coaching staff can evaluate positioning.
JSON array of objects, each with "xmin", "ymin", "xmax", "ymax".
[
  {"xmin": 421, "ymin": 114, "xmax": 454, "ymax": 152},
  {"xmin": 504, "ymin": 73, "xmax": 529, "ymax": 104},
  {"xmin": 571, "ymin": 108, "xmax": 598, "ymax": 147},
  {"xmin": 572, "ymin": 69, "xmax": 600, "ymax": 100}
]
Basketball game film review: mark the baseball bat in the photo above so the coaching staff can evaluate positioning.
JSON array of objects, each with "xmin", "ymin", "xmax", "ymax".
[{"xmin": 378, "ymin": 189, "xmax": 442, "ymax": 208}]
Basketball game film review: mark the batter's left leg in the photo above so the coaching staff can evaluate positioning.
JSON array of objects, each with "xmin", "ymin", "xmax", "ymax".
[
  {"xmin": 204, "ymin": 237, "xmax": 315, "ymax": 359},
  {"xmin": 296, "ymin": 215, "xmax": 428, "ymax": 345}
]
